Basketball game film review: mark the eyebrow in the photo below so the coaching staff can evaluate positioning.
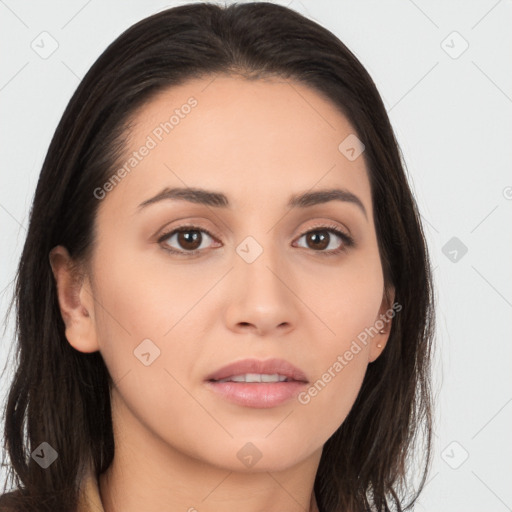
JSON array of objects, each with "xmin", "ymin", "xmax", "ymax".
[{"xmin": 137, "ymin": 186, "xmax": 368, "ymax": 219}]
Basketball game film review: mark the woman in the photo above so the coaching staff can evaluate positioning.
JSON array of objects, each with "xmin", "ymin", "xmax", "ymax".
[{"xmin": 0, "ymin": 2, "xmax": 435, "ymax": 511}]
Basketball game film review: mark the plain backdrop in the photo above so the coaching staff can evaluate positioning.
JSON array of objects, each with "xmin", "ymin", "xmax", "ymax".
[{"xmin": 1, "ymin": 1, "xmax": 511, "ymax": 510}]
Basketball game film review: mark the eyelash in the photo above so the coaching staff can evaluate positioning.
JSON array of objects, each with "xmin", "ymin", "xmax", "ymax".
[{"xmin": 157, "ymin": 223, "xmax": 354, "ymax": 257}]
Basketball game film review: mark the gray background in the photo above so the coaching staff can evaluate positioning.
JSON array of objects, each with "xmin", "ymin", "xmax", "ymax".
[{"xmin": 1, "ymin": 1, "xmax": 511, "ymax": 510}]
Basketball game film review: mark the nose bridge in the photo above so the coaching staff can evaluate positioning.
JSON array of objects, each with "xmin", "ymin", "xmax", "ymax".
[{"xmin": 234, "ymin": 228, "xmax": 289, "ymax": 299}]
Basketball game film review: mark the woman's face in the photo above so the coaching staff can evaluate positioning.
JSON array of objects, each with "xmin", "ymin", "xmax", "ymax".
[{"xmin": 67, "ymin": 75, "xmax": 393, "ymax": 472}]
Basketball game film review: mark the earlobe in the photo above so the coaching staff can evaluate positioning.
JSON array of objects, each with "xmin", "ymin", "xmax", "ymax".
[
  {"xmin": 369, "ymin": 331, "xmax": 389, "ymax": 363},
  {"xmin": 369, "ymin": 286, "xmax": 396, "ymax": 363},
  {"xmin": 49, "ymin": 246, "xmax": 100, "ymax": 353}
]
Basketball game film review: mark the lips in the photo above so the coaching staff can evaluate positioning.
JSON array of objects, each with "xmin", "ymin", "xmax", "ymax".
[
  {"xmin": 205, "ymin": 358, "xmax": 308, "ymax": 383},
  {"xmin": 204, "ymin": 358, "xmax": 309, "ymax": 408}
]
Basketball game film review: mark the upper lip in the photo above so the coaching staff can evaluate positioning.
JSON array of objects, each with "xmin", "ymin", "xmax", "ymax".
[{"xmin": 205, "ymin": 358, "xmax": 308, "ymax": 383}]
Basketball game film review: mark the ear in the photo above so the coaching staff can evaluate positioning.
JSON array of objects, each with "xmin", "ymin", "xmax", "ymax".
[
  {"xmin": 368, "ymin": 286, "xmax": 396, "ymax": 363},
  {"xmin": 49, "ymin": 245, "xmax": 100, "ymax": 353}
]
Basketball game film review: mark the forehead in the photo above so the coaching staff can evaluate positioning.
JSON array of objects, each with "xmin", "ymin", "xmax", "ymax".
[{"xmin": 101, "ymin": 74, "xmax": 372, "ymax": 217}]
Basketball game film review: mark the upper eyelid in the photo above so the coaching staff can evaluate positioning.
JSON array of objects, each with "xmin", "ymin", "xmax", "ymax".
[
  {"xmin": 157, "ymin": 222, "xmax": 350, "ymax": 239},
  {"xmin": 157, "ymin": 224, "xmax": 217, "ymax": 241}
]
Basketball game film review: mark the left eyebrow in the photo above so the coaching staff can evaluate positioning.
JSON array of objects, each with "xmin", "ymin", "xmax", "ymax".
[
  {"xmin": 137, "ymin": 186, "xmax": 368, "ymax": 220},
  {"xmin": 288, "ymin": 188, "xmax": 367, "ymax": 220}
]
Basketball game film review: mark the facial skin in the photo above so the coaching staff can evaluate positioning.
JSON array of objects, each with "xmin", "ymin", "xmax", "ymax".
[{"xmin": 50, "ymin": 74, "xmax": 394, "ymax": 512}]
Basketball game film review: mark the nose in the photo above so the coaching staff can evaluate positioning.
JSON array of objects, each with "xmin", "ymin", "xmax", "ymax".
[{"xmin": 223, "ymin": 240, "xmax": 300, "ymax": 337}]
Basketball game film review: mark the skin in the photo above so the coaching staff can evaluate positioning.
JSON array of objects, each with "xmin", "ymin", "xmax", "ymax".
[{"xmin": 50, "ymin": 74, "xmax": 394, "ymax": 512}]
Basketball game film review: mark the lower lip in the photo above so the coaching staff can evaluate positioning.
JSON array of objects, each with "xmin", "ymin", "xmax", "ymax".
[{"xmin": 205, "ymin": 381, "xmax": 307, "ymax": 408}]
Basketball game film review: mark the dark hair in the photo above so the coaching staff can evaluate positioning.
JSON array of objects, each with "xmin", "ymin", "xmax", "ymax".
[{"xmin": 0, "ymin": 2, "xmax": 435, "ymax": 511}]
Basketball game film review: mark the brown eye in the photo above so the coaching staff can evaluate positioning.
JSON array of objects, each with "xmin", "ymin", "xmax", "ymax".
[
  {"xmin": 158, "ymin": 224, "xmax": 353, "ymax": 257},
  {"xmin": 159, "ymin": 226, "xmax": 218, "ymax": 254},
  {"xmin": 295, "ymin": 227, "xmax": 352, "ymax": 254}
]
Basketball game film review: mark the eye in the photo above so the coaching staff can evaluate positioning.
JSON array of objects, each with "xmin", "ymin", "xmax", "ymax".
[
  {"xmin": 158, "ymin": 225, "xmax": 220, "ymax": 255},
  {"xmin": 293, "ymin": 225, "xmax": 354, "ymax": 255},
  {"xmin": 157, "ymin": 223, "xmax": 354, "ymax": 256}
]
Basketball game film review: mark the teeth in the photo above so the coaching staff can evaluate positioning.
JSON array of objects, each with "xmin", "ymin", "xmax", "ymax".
[
  {"xmin": 262, "ymin": 373, "xmax": 284, "ymax": 383},
  {"xmin": 215, "ymin": 373, "xmax": 289, "ymax": 383}
]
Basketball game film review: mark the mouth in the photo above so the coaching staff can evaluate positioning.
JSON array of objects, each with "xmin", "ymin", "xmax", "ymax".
[
  {"xmin": 204, "ymin": 358, "xmax": 308, "ymax": 408},
  {"xmin": 205, "ymin": 357, "xmax": 308, "ymax": 383},
  {"xmin": 211, "ymin": 373, "xmax": 298, "ymax": 383}
]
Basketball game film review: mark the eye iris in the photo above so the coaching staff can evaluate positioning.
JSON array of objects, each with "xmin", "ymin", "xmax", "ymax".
[
  {"xmin": 178, "ymin": 229, "xmax": 202, "ymax": 250},
  {"xmin": 307, "ymin": 230, "xmax": 329, "ymax": 250}
]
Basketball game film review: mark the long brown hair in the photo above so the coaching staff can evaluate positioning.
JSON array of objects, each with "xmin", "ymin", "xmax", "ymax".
[{"xmin": 0, "ymin": 3, "xmax": 435, "ymax": 511}]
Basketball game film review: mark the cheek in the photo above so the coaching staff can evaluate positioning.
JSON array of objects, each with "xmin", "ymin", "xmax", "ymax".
[
  {"xmin": 88, "ymin": 247, "xmax": 214, "ymax": 450},
  {"xmin": 296, "ymin": 341, "xmax": 370, "ymax": 442},
  {"xmin": 292, "ymin": 312, "xmax": 376, "ymax": 446},
  {"xmin": 91, "ymin": 232, "xmax": 224, "ymax": 337},
  {"xmin": 304, "ymin": 250, "xmax": 385, "ymax": 340},
  {"xmin": 88, "ymin": 240, "xmax": 214, "ymax": 386},
  {"xmin": 295, "ymin": 255, "xmax": 384, "ymax": 436}
]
